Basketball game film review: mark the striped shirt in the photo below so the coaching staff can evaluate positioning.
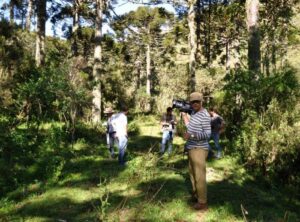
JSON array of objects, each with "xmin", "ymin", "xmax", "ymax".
[{"xmin": 185, "ymin": 109, "xmax": 211, "ymax": 150}]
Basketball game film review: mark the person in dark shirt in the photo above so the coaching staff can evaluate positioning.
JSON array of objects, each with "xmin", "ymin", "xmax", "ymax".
[{"xmin": 209, "ymin": 107, "xmax": 225, "ymax": 159}]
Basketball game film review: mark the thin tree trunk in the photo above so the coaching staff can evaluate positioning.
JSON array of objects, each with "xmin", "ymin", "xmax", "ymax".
[
  {"xmin": 92, "ymin": 0, "xmax": 103, "ymax": 123},
  {"xmin": 234, "ymin": 24, "xmax": 242, "ymax": 69},
  {"xmin": 9, "ymin": 0, "xmax": 15, "ymax": 24},
  {"xmin": 195, "ymin": 0, "xmax": 202, "ymax": 64},
  {"xmin": 35, "ymin": 0, "xmax": 46, "ymax": 67},
  {"xmin": 21, "ymin": 7, "xmax": 26, "ymax": 29},
  {"xmin": 146, "ymin": 42, "xmax": 151, "ymax": 96},
  {"xmin": 135, "ymin": 57, "xmax": 141, "ymax": 90},
  {"xmin": 25, "ymin": 0, "xmax": 33, "ymax": 31},
  {"xmin": 72, "ymin": 0, "xmax": 80, "ymax": 56},
  {"xmin": 225, "ymin": 40, "xmax": 230, "ymax": 72},
  {"xmin": 188, "ymin": 0, "xmax": 197, "ymax": 93},
  {"xmin": 246, "ymin": 0, "xmax": 261, "ymax": 74},
  {"xmin": 280, "ymin": 21, "xmax": 289, "ymax": 68},
  {"xmin": 207, "ymin": 0, "xmax": 211, "ymax": 66},
  {"xmin": 264, "ymin": 44, "xmax": 270, "ymax": 76},
  {"xmin": 271, "ymin": 40, "xmax": 276, "ymax": 72}
]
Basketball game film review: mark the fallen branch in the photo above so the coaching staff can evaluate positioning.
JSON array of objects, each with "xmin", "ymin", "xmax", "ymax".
[{"xmin": 241, "ymin": 204, "xmax": 248, "ymax": 222}]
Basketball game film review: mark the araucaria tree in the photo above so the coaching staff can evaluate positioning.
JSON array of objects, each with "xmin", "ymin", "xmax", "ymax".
[{"xmin": 112, "ymin": 7, "xmax": 173, "ymax": 111}]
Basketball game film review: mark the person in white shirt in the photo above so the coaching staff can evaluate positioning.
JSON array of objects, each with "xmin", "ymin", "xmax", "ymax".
[
  {"xmin": 160, "ymin": 107, "xmax": 177, "ymax": 155},
  {"xmin": 112, "ymin": 106, "xmax": 129, "ymax": 165}
]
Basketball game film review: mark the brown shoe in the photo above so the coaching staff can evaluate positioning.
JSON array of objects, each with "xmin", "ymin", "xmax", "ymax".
[{"xmin": 193, "ymin": 202, "xmax": 208, "ymax": 211}]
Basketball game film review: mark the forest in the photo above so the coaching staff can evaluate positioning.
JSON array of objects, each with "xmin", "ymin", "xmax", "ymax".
[{"xmin": 0, "ymin": 0, "xmax": 300, "ymax": 221}]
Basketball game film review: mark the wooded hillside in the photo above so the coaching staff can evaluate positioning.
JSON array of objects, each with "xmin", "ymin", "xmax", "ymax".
[{"xmin": 0, "ymin": 0, "xmax": 300, "ymax": 221}]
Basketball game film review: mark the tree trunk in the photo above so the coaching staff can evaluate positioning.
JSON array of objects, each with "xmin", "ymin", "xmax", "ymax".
[
  {"xmin": 72, "ymin": 0, "xmax": 80, "ymax": 56},
  {"xmin": 92, "ymin": 0, "xmax": 103, "ymax": 123},
  {"xmin": 188, "ymin": 0, "xmax": 197, "ymax": 93},
  {"xmin": 21, "ymin": 7, "xmax": 26, "ymax": 29},
  {"xmin": 144, "ymin": 42, "xmax": 151, "ymax": 112},
  {"xmin": 25, "ymin": 0, "xmax": 33, "ymax": 31},
  {"xmin": 135, "ymin": 57, "xmax": 142, "ymax": 90},
  {"xmin": 246, "ymin": 0, "xmax": 261, "ymax": 74},
  {"xmin": 207, "ymin": 0, "xmax": 211, "ymax": 66},
  {"xmin": 9, "ymin": 0, "xmax": 15, "ymax": 24},
  {"xmin": 195, "ymin": 0, "xmax": 202, "ymax": 64},
  {"xmin": 35, "ymin": 0, "xmax": 46, "ymax": 67},
  {"xmin": 146, "ymin": 42, "xmax": 151, "ymax": 96},
  {"xmin": 225, "ymin": 40, "xmax": 230, "ymax": 72}
]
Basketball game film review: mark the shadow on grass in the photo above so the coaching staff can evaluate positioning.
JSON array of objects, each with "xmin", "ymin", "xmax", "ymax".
[
  {"xmin": 135, "ymin": 174, "xmax": 299, "ymax": 221},
  {"xmin": 58, "ymin": 158, "xmax": 127, "ymax": 188},
  {"xmin": 12, "ymin": 196, "xmax": 101, "ymax": 222},
  {"xmin": 108, "ymin": 174, "xmax": 297, "ymax": 221},
  {"xmin": 207, "ymin": 178, "xmax": 299, "ymax": 221},
  {"xmin": 164, "ymin": 156, "xmax": 299, "ymax": 221},
  {"xmin": 137, "ymin": 177, "xmax": 191, "ymax": 202},
  {"xmin": 7, "ymin": 161, "xmax": 299, "ymax": 222},
  {"xmin": 6, "ymin": 158, "xmax": 126, "ymax": 203},
  {"xmin": 129, "ymin": 135, "xmax": 161, "ymax": 154}
]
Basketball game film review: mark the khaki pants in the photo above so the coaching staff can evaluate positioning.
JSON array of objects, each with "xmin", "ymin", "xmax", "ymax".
[{"xmin": 188, "ymin": 148, "xmax": 208, "ymax": 204}]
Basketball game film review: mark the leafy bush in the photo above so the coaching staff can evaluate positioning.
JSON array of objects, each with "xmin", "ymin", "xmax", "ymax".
[
  {"xmin": 128, "ymin": 120, "xmax": 140, "ymax": 136},
  {"xmin": 222, "ymin": 68, "xmax": 300, "ymax": 187},
  {"xmin": 222, "ymin": 68, "xmax": 300, "ymax": 139},
  {"xmin": 134, "ymin": 88, "xmax": 153, "ymax": 113},
  {"xmin": 234, "ymin": 99, "xmax": 300, "ymax": 183},
  {"xmin": 0, "ymin": 122, "xmax": 68, "ymax": 195}
]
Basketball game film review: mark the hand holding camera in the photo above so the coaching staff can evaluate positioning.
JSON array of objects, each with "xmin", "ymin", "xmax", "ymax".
[{"xmin": 172, "ymin": 99, "xmax": 193, "ymax": 114}]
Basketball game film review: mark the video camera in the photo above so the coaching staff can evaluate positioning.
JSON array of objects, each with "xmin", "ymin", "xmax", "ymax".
[{"xmin": 172, "ymin": 99, "xmax": 193, "ymax": 114}]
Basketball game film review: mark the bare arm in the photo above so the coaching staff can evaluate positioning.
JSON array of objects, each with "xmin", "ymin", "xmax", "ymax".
[{"xmin": 181, "ymin": 112, "xmax": 190, "ymax": 126}]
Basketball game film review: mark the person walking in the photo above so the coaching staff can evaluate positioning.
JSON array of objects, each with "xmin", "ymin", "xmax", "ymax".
[
  {"xmin": 160, "ymin": 107, "xmax": 177, "ymax": 155},
  {"xmin": 181, "ymin": 92, "xmax": 211, "ymax": 211},
  {"xmin": 209, "ymin": 107, "xmax": 225, "ymax": 159},
  {"xmin": 112, "ymin": 105, "xmax": 129, "ymax": 165},
  {"xmin": 104, "ymin": 107, "xmax": 116, "ymax": 158}
]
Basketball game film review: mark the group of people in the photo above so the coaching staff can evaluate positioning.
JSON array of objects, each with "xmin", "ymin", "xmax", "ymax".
[
  {"xmin": 104, "ymin": 92, "xmax": 224, "ymax": 211},
  {"xmin": 159, "ymin": 92, "xmax": 225, "ymax": 211},
  {"xmin": 160, "ymin": 102, "xmax": 224, "ymax": 159}
]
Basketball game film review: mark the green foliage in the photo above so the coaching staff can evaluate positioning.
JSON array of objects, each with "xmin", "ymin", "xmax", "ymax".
[
  {"xmin": 234, "ymin": 99, "xmax": 300, "ymax": 184},
  {"xmin": 223, "ymin": 68, "xmax": 300, "ymax": 135},
  {"xmin": 0, "ymin": 122, "xmax": 67, "ymax": 195},
  {"xmin": 134, "ymin": 88, "xmax": 153, "ymax": 113},
  {"xmin": 1, "ymin": 116, "xmax": 299, "ymax": 221},
  {"xmin": 1, "ymin": 3, "xmax": 300, "ymax": 220},
  {"xmin": 128, "ymin": 120, "xmax": 140, "ymax": 136},
  {"xmin": 0, "ymin": 26, "xmax": 91, "ymax": 195},
  {"xmin": 72, "ymin": 121, "xmax": 105, "ymax": 144},
  {"xmin": 223, "ymin": 68, "xmax": 300, "ymax": 188},
  {"xmin": 175, "ymin": 118, "xmax": 186, "ymax": 138},
  {"xmin": 96, "ymin": 178, "xmax": 111, "ymax": 222}
]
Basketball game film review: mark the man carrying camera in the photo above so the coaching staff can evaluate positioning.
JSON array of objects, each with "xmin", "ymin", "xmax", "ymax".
[
  {"xmin": 160, "ymin": 107, "xmax": 177, "ymax": 155},
  {"xmin": 181, "ymin": 92, "xmax": 211, "ymax": 211}
]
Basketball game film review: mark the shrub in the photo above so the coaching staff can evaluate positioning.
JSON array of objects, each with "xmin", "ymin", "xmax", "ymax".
[
  {"xmin": 223, "ymin": 68, "xmax": 300, "ymax": 188},
  {"xmin": 234, "ymin": 99, "xmax": 300, "ymax": 185}
]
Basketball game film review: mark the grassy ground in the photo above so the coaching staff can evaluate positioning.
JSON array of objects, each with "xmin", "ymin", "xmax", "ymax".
[{"xmin": 0, "ymin": 115, "xmax": 299, "ymax": 222}]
